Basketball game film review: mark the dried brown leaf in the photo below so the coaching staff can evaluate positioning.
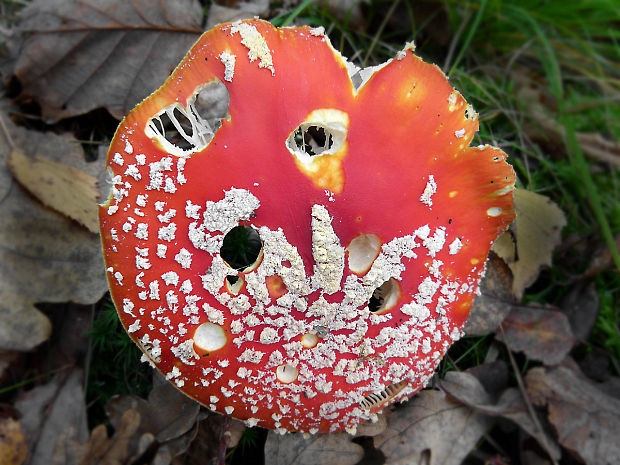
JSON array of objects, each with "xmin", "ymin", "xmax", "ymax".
[
  {"xmin": 264, "ymin": 431, "xmax": 364, "ymax": 465},
  {"xmin": 496, "ymin": 306, "xmax": 575, "ymax": 365},
  {"xmin": 7, "ymin": 147, "xmax": 100, "ymax": 232},
  {"xmin": 321, "ymin": 0, "xmax": 367, "ymax": 30},
  {"xmin": 227, "ymin": 418, "xmax": 246, "ymax": 449},
  {"xmin": 355, "ymin": 413, "xmax": 388, "ymax": 437},
  {"xmin": 583, "ymin": 233, "xmax": 620, "ymax": 278},
  {"xmin": 465, "ymin": 251, "xmax": 515, "ymax": 335},
  {"xmin": 0, "ymin": 350, "xmax": 19, "ymax": 381},
  {"xmin": 105, "ymin": 375, "xmax": 200, "ymax": 458},
  {"xmin": 0, "ymin": 418, "xmax": 28, "ymax": 465},
  {"xmin": 518, "ymin": 85, "xmax": 620, "ymax": 168},
  {"xmin": 206, "ymin": 0, "xmax": 270, "ymax": 29},
  {"xmin": 0, "ymin": 114, "xmax": 108, "ymax": 351},
  {"xmin": 153, "ymin": 417, "xmax": 202, "ymax": 464},
  {"xmin": 492, "ymin": 189, "xmax": 566, "ymax": 299},
  {"xmin": 526, "ymin": 366, "xmax": 620, "ymax": 465},
  {"xmin": 466, "ymin": 360, "xmax": 509, "ymax": 399},
  {"xmin": 51, "ymin": 409, "xmax": 141, "ymax": 465},
  {"xmin": 374, "ymin": 389, "xmax": 492, "ymax": 465},
  {"xmin": 575, "ymin": 132, "xmax": 620, "ymax": 168},
  {"xmin": 86, "ymin": 409, "xmax": 141, "ymax": 465},
  {"xmin": 521, "ymin": 450, "xmax": 553, "ymax": 465},
  {"xmin": 579, "ymin": 352, "xmax": 612, "ymax": 383},
  {"xmin": 180, "ymin": 410, "xmax": 231, "ymax": 465},
  {"xmin": 560, "ymin": 282, "xmax": 599, "ymax": 341},
  {"xmin": 14, "ymin": 0, "xmax": 203, "ymax": 122},
  {"xmin": 57, "ymin": 398, "xmax": 199, "ymax": 465},
  {"xmin": 599, "ymin": 377, "xmax": 620, "ymax": 401},
  {"xmin": 15, "ymin": 370, "xmax": 88, "ymax": 465},
  {"xmin": 441, "ymin": 371, "xmax": 561, "ymax": 461}
]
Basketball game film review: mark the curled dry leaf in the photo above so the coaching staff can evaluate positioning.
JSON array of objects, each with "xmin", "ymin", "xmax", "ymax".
[
  {"xmin": 492, "ymin": 189, "xmax": 566, "ymax": 300},
  {"xmin": 0, "ymin": 418, "xmax": 28, "ymax": 465},
  {"xmin": 496, "ymin": 305, "xmax": 575, "ymax": 366},
  {"xmin": 526, "ymin": 366, "xmax": 620, "ymax": 465},
  {"xmin": 374, "ymin": 389, "xmax": 492, "ymax": 465},
  {"xmin": 14, "ymin": 0, "xmax": 203, "ymax": 122},
  {"xmin": 50, "ymin": 409, "xmax": 141, "ymax": 465},
  {"xmin": 264, "ymin": 431, "xmax": 364, "ymax": 465},
  {"xmin": 0, "ymin": 114, "xmax": 107, "ymax": 351},
  {"xmin": 441, "ymin": 371, "xmax": 561, "ymax": 461},
  {"xmin": 103, "ymin": 377, "xmax": 204, "ymax": 464},
  {"xmin": 464, "ymin": 251, "xmax": 516, "ymax": 336},
  {"xmin": 105, "ymin": 376, "xmax": 200, "ymax": 450}
]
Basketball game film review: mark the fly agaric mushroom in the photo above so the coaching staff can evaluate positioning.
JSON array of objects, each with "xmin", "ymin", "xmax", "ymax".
[{"xmin": 99, "ymin": 19, "xmax": 515, "ymax": 434}]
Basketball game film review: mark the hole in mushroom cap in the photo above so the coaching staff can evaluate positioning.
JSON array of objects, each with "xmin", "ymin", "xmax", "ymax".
[
  {"xmin": 286, "ymin": 109, "xmax": 348, "ymax": 163},
  {"xmin": 145, "ymin": 80, "xmax": 229, "ymax": 156},
  {"xmin": 194, "ymin": 322, "xmax": 227, "ymax": 352},
  {"xmin": 347, "ymin": 234, "xmax": 381, "ymax": 274},
  {"xmin": 225, "ymin": 275, "xmax": 244, "ymax": 294},
  {"xmin": 368, "ymin": 278, "xmax": 400, "ymax": 313},
  {"xmin": 301, "ymin": 333, "xmax": 319, "ymax": 348},
  {"xmin": 159, "ymin": 108, "xmax": 195, "ymax": 151},
  {"xmin": 276, "ymin": 364, "xmax": 298, "ymax": 384},
  {"xmin": 292, "ymin": 125, "xmax": 334, "ymax": 156},
  {"xmin": 220, "ymin": 226, "xmax": 263, "ymax": 271}
]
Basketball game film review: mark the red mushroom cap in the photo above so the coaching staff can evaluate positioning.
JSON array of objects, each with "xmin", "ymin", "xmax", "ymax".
[{"xmin": 99, "ymin": 19, "xmax": 515, "ymax": 434}]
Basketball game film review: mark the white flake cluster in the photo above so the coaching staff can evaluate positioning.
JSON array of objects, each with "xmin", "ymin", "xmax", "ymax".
[
  {"xmin": 229, "ymin": 21, "xmax": 275, "ymax": 75},
  {"xmin": 419, "ymin": 175, "xmax": 437, "ymax": 207},
  {"xmin": 102, "ymin": 82, "xmax": 490, "ymax": 434},
  {"xmin": 219, "ymin": 51, "xmax": 236, "ymax": 82},
  {"xmin": 203, "ymin": 189, "xmax": 260, "ymax": 233}
]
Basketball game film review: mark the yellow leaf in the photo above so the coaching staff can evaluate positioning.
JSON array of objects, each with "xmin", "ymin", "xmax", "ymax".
[
  {"xmin": 7, "ymin": 147, "xmax": 99, "ymax": 233},
  {"xmin": 0, "ymin": 112, "xmax": 107, "ymax": 351},
  {"xmin": 493, "ymin": 189, "xmax": 566, "ymax": 299},
  {"xmin": 0, "ymin": 418, "xmax": 27, "ymax": 465}
]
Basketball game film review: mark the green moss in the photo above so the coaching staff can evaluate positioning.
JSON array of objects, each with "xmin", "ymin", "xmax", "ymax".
[{"xmin": 85, "ymin": 298, "xmax": 152, "ymax": 428}]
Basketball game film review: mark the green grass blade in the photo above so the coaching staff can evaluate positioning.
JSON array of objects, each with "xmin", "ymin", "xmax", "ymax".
[
  {"xmin": 448, "ymin": 0, "xmax": 488, "ymax": 76},
  {"xmin": 506, "ymin": 2, "xmax": 620, "ymax": 272},
  {"xmin": 273, "ymin": 0, "xmax": 315, "ymax": 27},
  {"xmin": 363, "ymin": 0, "xmax": 401, "ymax": 66},
  {"xmin": 507, "ymin": 4, "xmax": 564, "ymax": 101},
  {"xmin": 561, "ymin": 117, "xmax": 620, "ymax": 271}
]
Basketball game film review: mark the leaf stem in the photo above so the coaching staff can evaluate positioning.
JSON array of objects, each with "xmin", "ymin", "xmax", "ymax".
[{"xmin": 500, "ymin": 325, "xmax": 560, "ymax": 465}]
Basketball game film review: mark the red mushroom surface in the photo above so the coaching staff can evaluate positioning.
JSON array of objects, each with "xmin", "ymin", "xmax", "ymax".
[{"xmin": 99, "ymin": 19, "xmax": 515, "ymax": 434}]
